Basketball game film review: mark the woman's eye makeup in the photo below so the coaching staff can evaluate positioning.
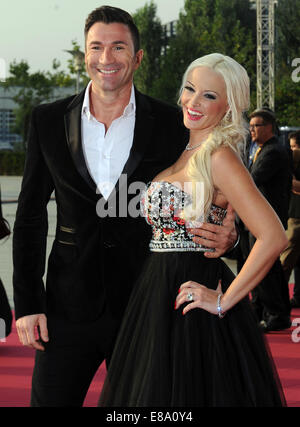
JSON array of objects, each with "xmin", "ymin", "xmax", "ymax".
[
  {"xmin": 204, "ymin": 93, "xmax": 217, "ymax": 100},
  {"xmin": 184, "ymin": 85, "xmax": 195, "ymax": 92},
  {"xmin": 184, "ymin": 86, "xmax": 217, "ymax": 100}
]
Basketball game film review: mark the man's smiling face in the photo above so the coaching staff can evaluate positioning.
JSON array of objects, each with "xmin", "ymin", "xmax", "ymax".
[{"xmin": 85, "ymin": 22, "xmax": 143, "ymax": 94}]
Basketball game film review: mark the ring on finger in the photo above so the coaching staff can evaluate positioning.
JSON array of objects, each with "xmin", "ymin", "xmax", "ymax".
[{"xmin": 187, "ymin": 292, "xmax": 194, "ymax": 302}]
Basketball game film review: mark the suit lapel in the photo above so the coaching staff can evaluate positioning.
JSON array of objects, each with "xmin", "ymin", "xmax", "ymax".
[
  {"xmin": 64, "ymin": 89, "xmax": 97, "ymax": 192},
  {"xmin": 110, "ymin": 89, "xmax": 155, "ymax": 198},
  {"xmin": 123, "ymin": 89, "xmax": 155, "ymax": 179}
]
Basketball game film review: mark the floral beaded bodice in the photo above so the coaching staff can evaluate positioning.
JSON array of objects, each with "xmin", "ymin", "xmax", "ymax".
[{"xmin": 141, "ymin": 181, "xmax": 227, "ymax": 252}]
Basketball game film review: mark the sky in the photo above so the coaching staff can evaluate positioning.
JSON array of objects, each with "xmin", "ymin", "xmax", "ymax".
[{"xmin": 0, "ymin": 0, "xmax": 185, "ymax": 77}]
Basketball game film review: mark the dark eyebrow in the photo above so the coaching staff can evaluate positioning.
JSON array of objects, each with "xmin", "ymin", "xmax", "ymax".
[
  {"xmin": 186, "ymin": 80, "xmax": 220, "ymax": 96},
  {"xmin": 186, "ymin": 80, "xmax": 195, "ymax": 87},
  {"xmin": 89, "ymin": 40, "xmax": 128, "ymax": 46}
]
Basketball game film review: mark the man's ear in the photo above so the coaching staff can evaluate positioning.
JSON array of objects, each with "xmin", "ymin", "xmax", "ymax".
[{"xmin": 135, "ymin": 49, "xmax": 144, "ymax": 70}]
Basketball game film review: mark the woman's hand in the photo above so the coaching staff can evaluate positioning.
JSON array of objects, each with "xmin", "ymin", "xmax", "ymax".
[{"xmin": 175, "ymin": 280, "xmax": 222, "ymax": 315}]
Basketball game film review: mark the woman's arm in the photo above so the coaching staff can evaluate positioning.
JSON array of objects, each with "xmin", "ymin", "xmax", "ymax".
[
  {"xmin": 211, "ymin": 146, "xmax": 288, "ymax": 312},
  {"xmin": 175, "ymin": 146, "xmax": 288, "ymax": 315}
]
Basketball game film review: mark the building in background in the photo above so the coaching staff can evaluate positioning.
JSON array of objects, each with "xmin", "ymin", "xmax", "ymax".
[
  {"xmin": 0, "ymin": 86, "xmax": 73, "ymax": 150},
  {"xmin": 0, "ymin": 87, "xmax": 22, "ymax": 150}
]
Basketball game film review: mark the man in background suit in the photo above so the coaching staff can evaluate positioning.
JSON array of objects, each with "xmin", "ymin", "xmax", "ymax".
[
  {"xmin": 13, "ymin": 6, "xmax": 237, "ymax": 406},
  {"xmin": 280, "ymin": 131, "xmax": 300, "ymax": 308},
  {"xmin": 249, "ymin": 109, "xmax": 292, "ymax": 332}
]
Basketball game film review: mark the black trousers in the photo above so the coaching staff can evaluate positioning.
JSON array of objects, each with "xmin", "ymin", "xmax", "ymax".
[
  {"xmin": 249, "ymin": 233, "xmax": 291, "ymax": 321},
  {"xmin": 30, "ymin": 307, "xmax": 119, "ymax": 407}
]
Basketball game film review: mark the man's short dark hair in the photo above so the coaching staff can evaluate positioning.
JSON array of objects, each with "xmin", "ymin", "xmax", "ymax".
[
  {"xmin": 249, "ymin": 109, "xmax": 277, "ymax": 133},
  {"xmin": 84, "ymin": 6, "xmax": 140, "ymax": 53},
  {"xmin": 289, "ymin": 130, "xmax": 300, "ymax": 146}
]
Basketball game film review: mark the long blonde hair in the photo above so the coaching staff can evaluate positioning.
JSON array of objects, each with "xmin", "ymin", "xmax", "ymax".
[{"xmin": 178, "ymin": 53, "xmax": 250, "ymax": 221}]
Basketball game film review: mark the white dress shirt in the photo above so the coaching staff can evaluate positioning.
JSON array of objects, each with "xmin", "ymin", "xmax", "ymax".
[{"xmin": 81, "ymin": 81, "xmax": 136, "ymax": 200}]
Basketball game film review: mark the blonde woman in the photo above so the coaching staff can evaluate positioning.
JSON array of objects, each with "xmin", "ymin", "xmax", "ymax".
[{"xmin": 99, "ymin": 54, "xmax": 287, "ymax": 407}]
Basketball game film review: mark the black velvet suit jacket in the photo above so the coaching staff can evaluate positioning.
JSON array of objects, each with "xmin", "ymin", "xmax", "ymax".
[
  {"xmin": 13, "ymin": 88, "xmax": 188, "ymax": 322},
  {"xmin": 249, "ymin": 136, "xmax": 292, "ymax": 230}
]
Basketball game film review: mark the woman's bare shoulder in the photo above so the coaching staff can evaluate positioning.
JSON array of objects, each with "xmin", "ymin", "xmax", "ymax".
[{"xmin": 211, "ymin": 145, "xmax": 244, "ymax": 170}]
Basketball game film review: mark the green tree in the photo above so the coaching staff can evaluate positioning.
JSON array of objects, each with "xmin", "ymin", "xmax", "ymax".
[
  {"xmin": 275, "ymin": 64, "xmax": 300, "ymax": 126},
  {"xmin": 276, "ymin": 0, "xmax": 300, "ymax": 67},
  {"xmin": 274, "ymin": 0, "xmax": 300, "ymax": 124},
  {"xmin": 133, "ymin": 1, "xmax": 164, "ymax": 96},
  {"xmin": 2, "ymin": 60, "xmax": 73, "ymax": 148},
  {"xmin": 152, "ymin": 0, "xmax": 256, "ymax": 105},
  {"xmin": 1, "ymin": 49, "xmax": 80, "ymax": 149}
]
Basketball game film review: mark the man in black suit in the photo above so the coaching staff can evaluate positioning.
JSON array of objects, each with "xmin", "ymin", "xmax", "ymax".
[
  {"xmin": 13, "ymin": 6, "xmax": 237, "ymax": 407},
  {"xmin": 249, "ymin": 109, "xmax": 292, "ymax": 332},
  {"xmin": 280, "ymin": 131, "xmax": 300, "ymax": 308}
]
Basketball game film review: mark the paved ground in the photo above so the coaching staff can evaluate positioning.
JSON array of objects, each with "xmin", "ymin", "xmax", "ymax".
[{"xmin": 1, "ymin": 175, "xmax": 250, "ymax": 309}]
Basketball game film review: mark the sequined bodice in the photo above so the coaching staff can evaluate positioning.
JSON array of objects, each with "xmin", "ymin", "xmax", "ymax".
[{"xmin": 141, "ymin": 181, "xmax": 227, "ymax": 252}]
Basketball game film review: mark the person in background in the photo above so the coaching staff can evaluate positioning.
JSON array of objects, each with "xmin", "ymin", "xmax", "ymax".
[
  {"xmin": 0, "ymin": 185, "xmax": 12, "ymax": 340},
  {"xmin": 281, "ymin": 130, "xmax": 300, "ymax": 308},
  {"xmin": 248, "ymin": 109, "xmax": 292, "ymax": 332},
  {"xmin": 0, "ymin": 278, "xmax": 12, "ymax": 341}
]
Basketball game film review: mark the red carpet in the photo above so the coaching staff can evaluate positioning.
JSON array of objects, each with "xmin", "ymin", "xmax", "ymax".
[
  {"xmin": 266, "ymin": 306, "xmax": 300, "ymax": 407},
  {"xmin": 1, "ymin": 301, "xmax": 300, "ymax": 407},
  {"xmin": 0, "ymin": 314, "xmax": 106, "ymax": 407}
]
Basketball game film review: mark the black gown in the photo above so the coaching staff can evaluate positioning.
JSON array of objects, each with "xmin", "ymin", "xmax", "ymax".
[{"xmin": 99, "ymin": 181, "xmax": 286, "ymax": 407}]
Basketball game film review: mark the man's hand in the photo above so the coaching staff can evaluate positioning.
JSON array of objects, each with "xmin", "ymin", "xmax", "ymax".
[
  {"xmin": 187, "ymin": 204, "xmax": 237, "ymax": 258},
  {"xmin": 16, "ymin": 314, "xmax": 49, "ymax": 351}
]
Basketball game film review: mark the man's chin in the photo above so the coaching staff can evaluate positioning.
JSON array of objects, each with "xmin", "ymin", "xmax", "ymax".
[{"xmin": 91, "ymin": 79, "xmax": 119, "ymax": 93}]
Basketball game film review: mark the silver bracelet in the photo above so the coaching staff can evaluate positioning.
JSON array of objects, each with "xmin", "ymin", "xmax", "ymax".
[{"xmin": 217, "ymin": 293, "xmax": 226, "ymax": 319}]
